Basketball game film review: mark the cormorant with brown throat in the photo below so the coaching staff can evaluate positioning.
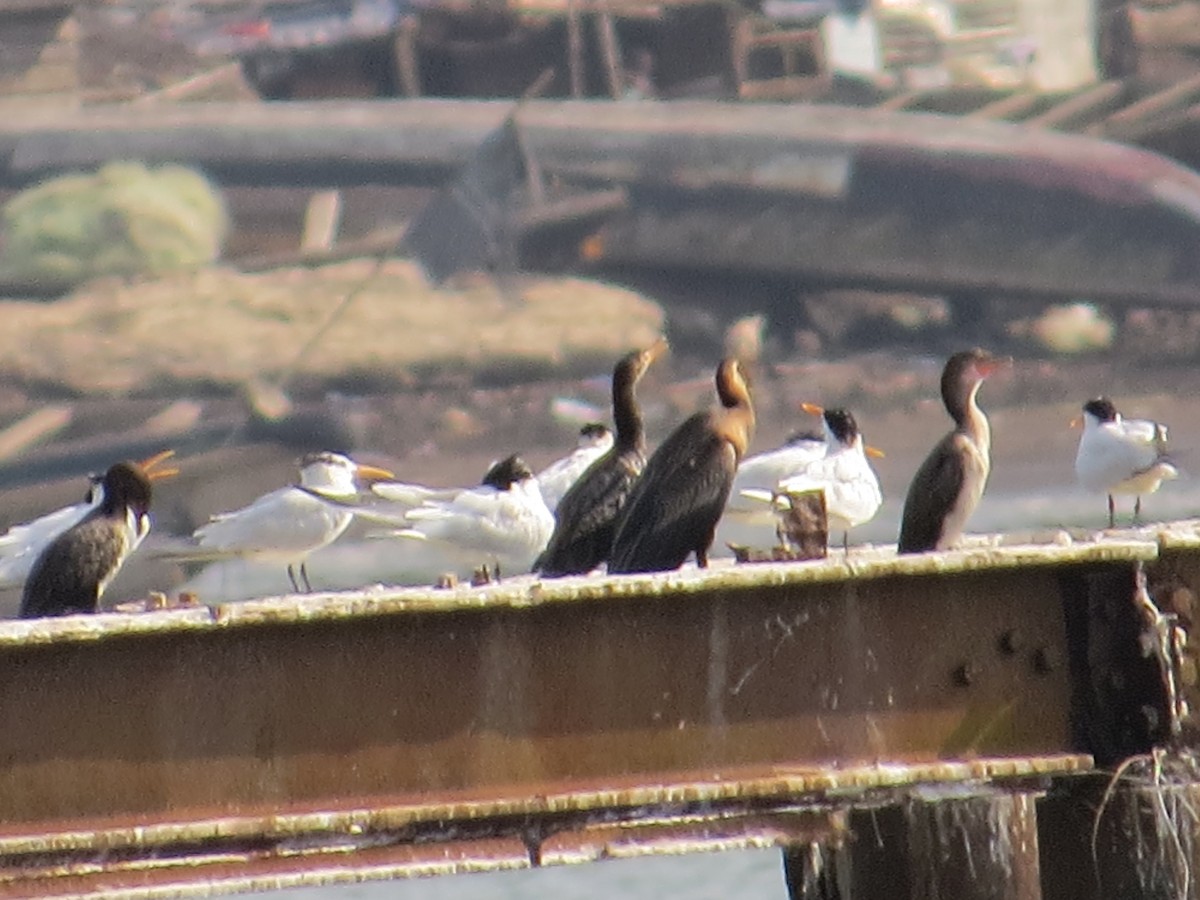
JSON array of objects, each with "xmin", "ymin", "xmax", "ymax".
[
  {"xmin": 897, "ymin": 348, "xmax": 1010, "ymax": 554},
  {"xmin": 608, "ymin": 357, "xmax": 755, "ymax": 574},
  {"xmin": 20, "ymin": 452, "xmax": 178, "ymax": 618},
  {"xmin": 536, "ymin": 338, "xmax": 668, "ymax": 576}
]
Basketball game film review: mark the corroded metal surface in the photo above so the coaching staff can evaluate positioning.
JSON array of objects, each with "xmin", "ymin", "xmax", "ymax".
[
  {"xmin": 0, "ymin": 531, "xmax": 1188, "ymax": 896},
  {"xmin": 0, "ymin": 536, "xmax": 1160, "ymax": 647}
]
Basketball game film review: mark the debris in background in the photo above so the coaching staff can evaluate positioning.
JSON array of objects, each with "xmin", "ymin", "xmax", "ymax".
[{"xmin": 1, "ymin": 161, "xmax": 227, "ymax": 288}]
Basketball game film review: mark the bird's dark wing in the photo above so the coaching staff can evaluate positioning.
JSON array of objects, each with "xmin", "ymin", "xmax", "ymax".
[
  {"xmin": 608, "ymin": 414, "xmax": 738, "ymax": 574},
  {"xmin": 537, "ymin": 449, "xmax": 645, "ymax": 577},
  {"xmin": 897, "ymin": 432, "xmax": 965, "ymax": 554},
  {"xmin": 20, "ymin": 519, "xmax": 125, "ymax": 618}
]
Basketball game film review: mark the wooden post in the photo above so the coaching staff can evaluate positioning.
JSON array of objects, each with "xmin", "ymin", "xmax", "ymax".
[
  {"xmin": 785, "ymin": 794, "xmax": 1041, "ymax": 899},
  {"xmin": 392, "ymin": 16, "xmax": 422, "ymax": 98},
  {"xmin": 782, "ymin": 842, "xmax": 849, "ymax": 899},
  {"xmin": 566, "ymin": 0, "xmax": 585, "ymax": 98},
  {"xmin": 301, "ymin": 189, "xmax": 342, "ymax": 254},
  {"xmin": 595, "ymin": 7, "xmax": 625, "ymax": 99},
  {"xmin": 906, "ymin": 792, "xmax": 1042, "ymax": 900},
  {"xmin": 1040, "ymin": 771, "xmax": 1200, "ymax": 900}
]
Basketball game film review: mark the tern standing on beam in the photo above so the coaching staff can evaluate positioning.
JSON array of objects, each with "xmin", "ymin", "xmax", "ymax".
[
  {"xmin": 1074, "ymin": 396, "xmax": 1177, "ymax": 527},
  {"xmin": 20, "ymin": 451, "xmax": 178, "ymax": 618},
  {"xmin": 190, "ymin": 452, "xmax": 394, "ymax": 593},
  {"xmin": 737, "ymin": 404, "xmax": 884, "ymax": 550}
]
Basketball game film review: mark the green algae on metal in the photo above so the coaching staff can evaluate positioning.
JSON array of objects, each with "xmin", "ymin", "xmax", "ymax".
[
  {"xmin": 0, "ymin": 754, "xmax": 1091, "ymax": 859},
  {"xmin": 0, "ymin": 532, "xmax": 1162, "ymax": 650}
]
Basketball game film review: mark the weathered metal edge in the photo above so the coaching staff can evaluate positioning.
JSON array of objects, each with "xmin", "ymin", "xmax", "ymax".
[
  {"xmin": 1155, "ymin": 519, "xmax": 1200, "ymax": 550},
  {"xmin": 0, "ymin": 537, "xmax": 1158, "ymax": 648},
  {"xmin": 0, "ymin": 754, "xmax": 1092, "ymax": 857}
]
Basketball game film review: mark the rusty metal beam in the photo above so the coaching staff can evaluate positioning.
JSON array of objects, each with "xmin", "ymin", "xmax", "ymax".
[{"xmin": 0, "ymin": 534, "xmax": 1191, "ymax": 896}]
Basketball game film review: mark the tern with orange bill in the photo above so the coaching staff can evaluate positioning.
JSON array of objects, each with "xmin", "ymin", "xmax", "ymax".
[
  {"xmin": 187, "ymin": 451, "xmax": 394, "ymax": 593},
  {"xmin": 738, "ymin": 404, "xmax": 884, "ymax": 549}
]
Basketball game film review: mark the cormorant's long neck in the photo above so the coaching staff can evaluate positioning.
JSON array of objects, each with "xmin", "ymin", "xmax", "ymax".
[
  {"xmin": 612, "ymin": 367, "xmax": 645, "ymax": 452},
  {"xmin": 715, "ymin": 361, "xmax": 756, "ymax": 461},
  {"xmin": 948, "ymin": 378, "xmax": 990, "ymax": 452}
]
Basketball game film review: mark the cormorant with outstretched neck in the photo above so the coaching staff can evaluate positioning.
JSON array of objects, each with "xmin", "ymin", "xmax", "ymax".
[
  {"xmin": 897, "ymin": 348, "xmax": 1010, "ymax": 554},
  {"xmin": 537, "ymin": 338, "xmax": 668, "ymax": 576},
  {"xmin": 608, "ymin": 357, "xmax": 755, "ymax": 574},
  {"xmin": 21, "ymin": 453, "xmax": 178, "ymax": 618}
]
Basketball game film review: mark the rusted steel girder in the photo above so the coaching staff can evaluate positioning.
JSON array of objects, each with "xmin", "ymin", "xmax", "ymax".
[{"xmin": 0, "ymin": 534, "xmax": 1190, "ymax": 897}]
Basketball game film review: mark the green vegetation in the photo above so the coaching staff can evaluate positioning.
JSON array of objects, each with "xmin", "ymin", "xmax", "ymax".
[{"xmin": 1, "ymin": 162, "xmax": 227, "ymax": 286}]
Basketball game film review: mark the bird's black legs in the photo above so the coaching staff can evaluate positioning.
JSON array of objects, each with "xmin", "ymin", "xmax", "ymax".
[
  {"xmin": 300, "ymin": 562, "xmax": 313, "ymax": 592},
  {"xmin": 1134, "ymin": 495, "xmax": 1143, "ymax": 525},
  {"xmin": 287, "ymin": 564, "xmax": 301, "ymax": 594},
  {"xmin": 1108, "ymin": 494, "xmax": 1116, "ymax": 529}
]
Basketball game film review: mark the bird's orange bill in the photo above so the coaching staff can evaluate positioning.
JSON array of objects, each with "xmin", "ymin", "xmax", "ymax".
[
  {"xmin": 356, "ymin": 464, "xmax": 396, "ymax": 484},
  {"xmin": 1069, "ymin": 415, "xmax": 1082, "ymax": 429},
  {"xmin": 138, "ymin": 449, "xmax": 179, "ymax": 481},
  {"xmin": 866, "ymin": 446, "xmax": 886, "ymax": 459},
  {"xmin": 800, "ymin": 402, "xmax": 824, "ymax": 416},
  {"xmin": 977, "ymin": 355, "xmax": 1014, "ymax": 378},
  {"xmin": 646, "ymin": 336, "xmax": 670, "ymax": 361}
]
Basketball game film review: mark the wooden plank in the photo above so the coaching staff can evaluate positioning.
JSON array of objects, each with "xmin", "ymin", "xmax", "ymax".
[
  {"xmin": 965, "ymin": 90, "xmax": 1041, "ymax": 121},
  {"xmin": 393, "ymin": 15, "xmax": 422, "ymax": 98},
  {"xmin": 1100, "ymin": 71, "xmax": 1200, "ymax": 129},
  {"xmin": 566, "ymin": 0, "xmax": 585, "ymax": 98},
  {"xmin": 130, "ymin": 62, "xmax": 248, "ymax": 106},
  {"xmin": 300, "ymin": 189, "xmax": 343, "ymax": 253},
  {"xmin": 1024, "ymin": 80, "xmax": 1125, "ymax": 130},
  {"xmin": 0, "ymin": 405, "xmax": 72, "ymax": 462},
  {"xmin": 596, "ymin": 8, "xmax": 625, "ymax": 99}
]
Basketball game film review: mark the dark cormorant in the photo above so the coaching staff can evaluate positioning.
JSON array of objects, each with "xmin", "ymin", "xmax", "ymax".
[
  {"xmin": 607, "ymin": 357, "xmax": 755, "ymax": 574},
  {"xmin": 897, "ymin": 349, "xmax": 1010, "ymax": 554},
  {"xmin": 536, "ymin": 338, "xmax": 667, "ymax": 576}
]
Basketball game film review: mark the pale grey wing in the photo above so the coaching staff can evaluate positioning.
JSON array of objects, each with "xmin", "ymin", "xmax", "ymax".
[
  {"xmin": 334, "ymin": 482, "xmax": 463, "ymax": 527},
  {"xmin": 1121, "ymin": 418, "xmax": 1162, "ymax": 444},
  {"xmin": 1077, "ymin": 427, "xmax": 1159, "ymax": 490},
  {"xmin": 194, "ymin": 487, "xmax": 350, "ymax": 555},
  {"xmin": 0, "ymin": 502, "xmax": 92, "ymax": 587},
  {"xmin": 537, "ymin": 448, "xmax": 606, "ymax": 511},
  {"xmin": 405, "ymin": 489, "xmax": 552, "ymax": 559},
  {"xmin": 730, "ymin": 442, "xmax": 826, "ymax": 502}
]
